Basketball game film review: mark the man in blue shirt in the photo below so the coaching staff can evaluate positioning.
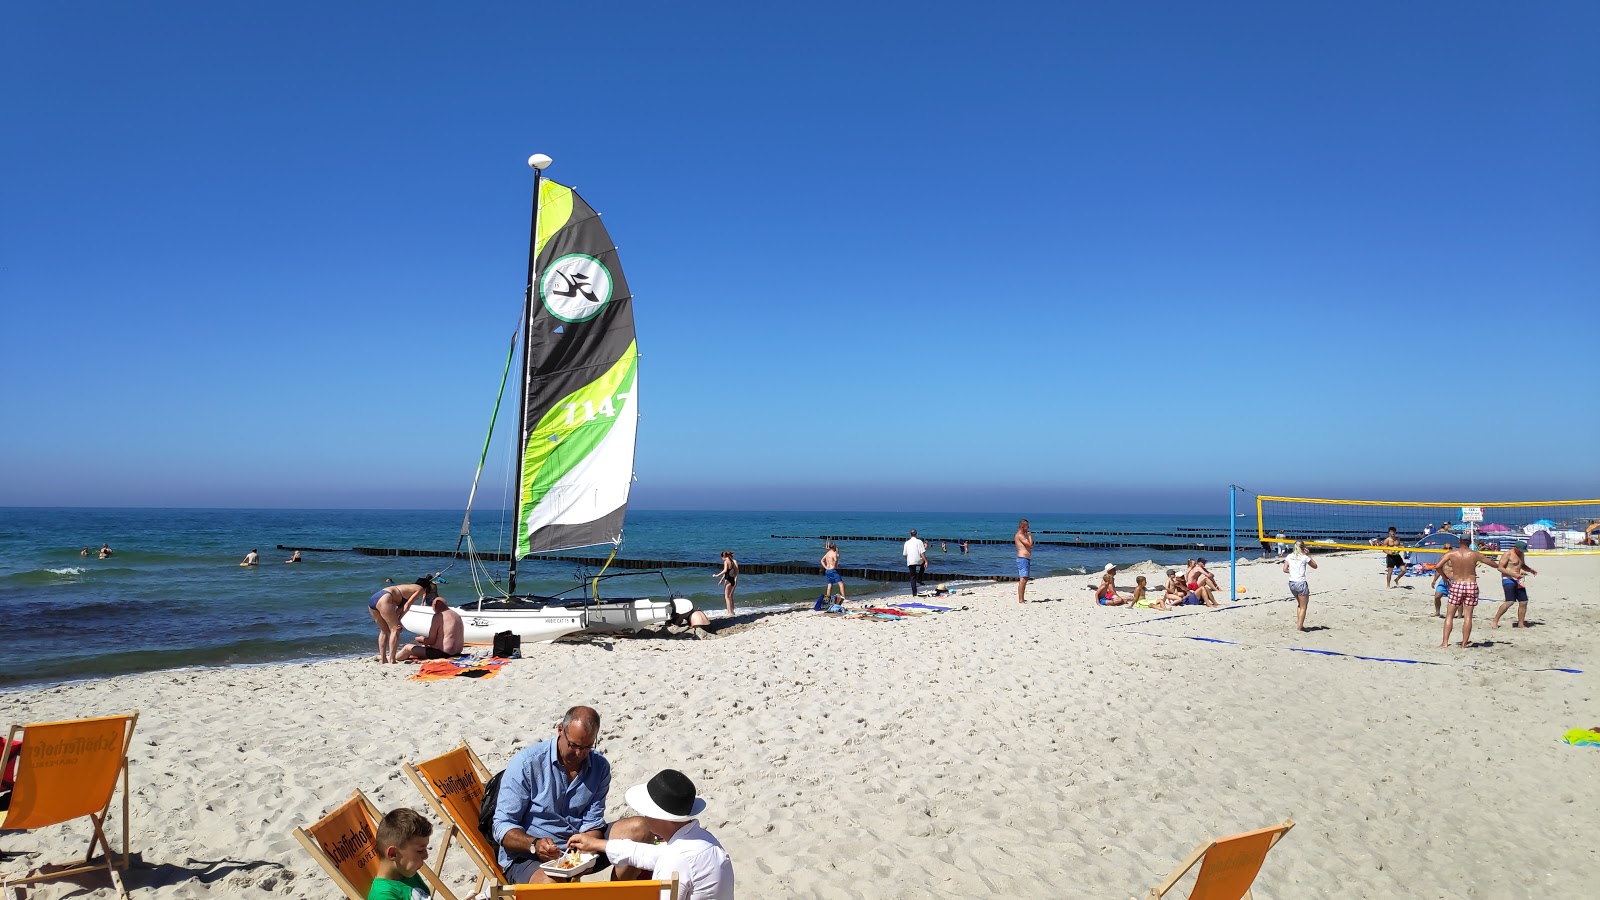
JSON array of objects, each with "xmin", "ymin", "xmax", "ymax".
[{"xmin": 492, "ymin": 706, "xmax": 652, "ymax": 883}]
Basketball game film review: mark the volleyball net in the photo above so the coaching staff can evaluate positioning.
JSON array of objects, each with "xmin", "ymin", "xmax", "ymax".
[{"xmin": 1255, "ymin": 496, "xmax": 1600, "ymax": 556}]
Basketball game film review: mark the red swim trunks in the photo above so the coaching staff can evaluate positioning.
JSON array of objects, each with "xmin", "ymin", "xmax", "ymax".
[{"xmin": 1447, "ymin": 580, "xmax": 1479, "ymax": 607}]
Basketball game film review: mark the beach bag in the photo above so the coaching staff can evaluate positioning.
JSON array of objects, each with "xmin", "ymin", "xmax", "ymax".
[
  {"xmin": 477, "ymin": 768, "xmax": 505, "ymax": 848},
  {"xmin": 492, "ymin": 630, "xmax": 520, "ymax": 659}
]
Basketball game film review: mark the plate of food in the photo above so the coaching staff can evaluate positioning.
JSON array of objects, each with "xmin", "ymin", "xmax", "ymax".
[{"xmin": 539, "ymin": 849, "xmax": 598, "ymax": 879}]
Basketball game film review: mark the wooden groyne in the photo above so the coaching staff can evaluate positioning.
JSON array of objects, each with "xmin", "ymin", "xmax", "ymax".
[
  {"xmin": 768, "ymin": 534, "xmax": 1242, "ymax": 553},
  {"xmin": 276, "ymin": 545, "xmax": 1015, "ymax": 584}
]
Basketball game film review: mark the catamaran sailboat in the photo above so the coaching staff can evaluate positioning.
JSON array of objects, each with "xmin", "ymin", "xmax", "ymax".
[{"xmin": 402, "ymin": 154, "xmax": 675, "ymax": 646}]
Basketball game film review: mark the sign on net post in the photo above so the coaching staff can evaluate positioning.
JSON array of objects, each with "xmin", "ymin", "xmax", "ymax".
[{"xmin": 1461, "ymin": 507, "xmax": 1484, "ymax": 523}]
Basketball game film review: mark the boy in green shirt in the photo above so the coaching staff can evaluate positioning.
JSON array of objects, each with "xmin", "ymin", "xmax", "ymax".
[{"xmin": 368, "ymin": 808, "xmax": 433, "ymax": 900}]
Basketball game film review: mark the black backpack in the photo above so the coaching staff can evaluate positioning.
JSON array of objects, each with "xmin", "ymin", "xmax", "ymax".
[{"xmin": 478, "ymin": 768, "xmax": 506, "ymax": 849}]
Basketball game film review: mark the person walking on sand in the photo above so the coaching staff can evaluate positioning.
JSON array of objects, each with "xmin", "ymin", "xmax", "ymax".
[
  {"xmin": 1492, "ymin": 543, "xmax": 1539, "ymax": 629},
  {"xmin": 819, "ymin": 543, "xmax": 846, "ymax": 606},
  {"xmin": 902, "ymin": 529, "xmax": 928, "ymax": 597},
  {"xmin": 368, "ymin": 576, "xmax": 442, "ymax": 664},
  {"xmin": 1380, "ymin": 527, "xmax": 1406, "ymax": 588},
  {"xmin": 713, "ymin": 550, "xmax": 739, "ymax": 617},
  {"xmin": 1282, "ymin": 541, "xmax": 1318, "ymax": 631},
  {"xmin": 1437, "ymin": 543, "xmax": 1504, "ymax": 649},
  {"xmin": 1014, "ymin": 519, "xmax": 1033, "ymax": 604},
  {"xmin": 1430, "ymin": 555, "xmax": 1453, "ymax": 618}
]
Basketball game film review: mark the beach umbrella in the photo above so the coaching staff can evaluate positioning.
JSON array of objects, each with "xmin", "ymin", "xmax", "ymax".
[{"xmin": 1479, "ymin": 523, "xmax": 1511, "ymax": 532}]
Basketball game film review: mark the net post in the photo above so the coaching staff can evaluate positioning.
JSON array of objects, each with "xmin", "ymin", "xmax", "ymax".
[{"xmin": 1229, "ymin": 484, "xmax": 1237, "ymax": 602}]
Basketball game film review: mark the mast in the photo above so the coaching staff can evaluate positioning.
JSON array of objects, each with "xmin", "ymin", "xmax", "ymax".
[{"xmin": 507, "ymin": 153, "xmax": 552, "ymax": 594}]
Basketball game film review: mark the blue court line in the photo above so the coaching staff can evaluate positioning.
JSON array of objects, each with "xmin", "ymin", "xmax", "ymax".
[
  {"xmin": 1104, "ymin": 598, "xmax": 1293, "ymax": 628},
  {"xmin": 1121, "ymin": 631, "xmax": 1583, "ymax": 675}
]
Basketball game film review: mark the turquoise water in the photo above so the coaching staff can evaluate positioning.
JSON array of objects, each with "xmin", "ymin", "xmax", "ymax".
[{"xmin": 0, "ymin": 508, "xmax": 1247, "ymax": 687}]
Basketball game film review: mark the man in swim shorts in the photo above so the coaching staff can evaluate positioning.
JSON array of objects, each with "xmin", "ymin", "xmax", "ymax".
[
  {"xmin": 820, "ymin": 543, "xmax": 846, "ymax": 606},
  {"xmin": 1491, "ymin": 544, "xmax": 1538, "ymax": 629},
  {"xmin": 1429, "ymin": 556, "xmax": 1453, "ymax": 618},
  {"xmin": 1379, "ymin": 527, "xmax": 1406, "ymax": 588},
  {"xmin": 1014, "ymin": 519, "xmax": 1033, "ymax": 604},
  {"xmin": 1436, "ymin": 542, "xmax": 1504, "ymax": 649}
]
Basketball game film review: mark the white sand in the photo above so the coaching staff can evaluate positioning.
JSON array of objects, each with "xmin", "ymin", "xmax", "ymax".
[{"xmin": 2, "ymin": 552, "xmax": 1597, "ymax": 899}]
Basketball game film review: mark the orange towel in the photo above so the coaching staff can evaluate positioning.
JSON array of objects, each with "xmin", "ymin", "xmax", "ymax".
[{"xmin": 407, "ymin": 657, "xmax": 511, "ymax": 682}]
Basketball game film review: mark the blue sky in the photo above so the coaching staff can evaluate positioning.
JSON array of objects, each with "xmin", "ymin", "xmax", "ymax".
[{"xmin": 2, "ymin": 1, "xmax": 1596, "ymax": 512}]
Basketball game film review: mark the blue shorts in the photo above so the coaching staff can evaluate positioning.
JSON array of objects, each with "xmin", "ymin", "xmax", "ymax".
[
  {"xmin": 1017, "ymin": 557, "xmax": 1031, "ymax": 579},
  {"xmin": 1434, "ymin": 580, "xmax": 1450, "ymax": 596},
  {"xmin": 1502, "ymin": 577, "xmax": 1528, "ymax": 603},
  {"xmin": 825, "ymin": 569, "xmax": 841, "ymax": 585}
]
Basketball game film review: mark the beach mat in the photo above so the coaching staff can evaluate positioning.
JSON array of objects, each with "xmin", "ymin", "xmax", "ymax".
[{"xmin": 408, "ymin": 656, "xmax": 511, "ymax": 682}]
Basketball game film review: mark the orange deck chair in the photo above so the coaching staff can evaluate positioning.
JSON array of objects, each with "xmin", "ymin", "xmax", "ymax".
[
  {"xmin": 0, "ymin": 711, "xmax": 139, "ymax": 899},
  {"xmin": 1147, "ymin": 819, "xmax": 1294, "ymax": 900},
  {"xmin": 292, "ymin": 789, "xmax": 461, "ymax": 900},
  {"xmin": 492, "ymin": 876, "xmax": 678, "ymax": 899},
  {"xmin": 403, "ymin": 741, "xmax": 505, "ymax": 890}
]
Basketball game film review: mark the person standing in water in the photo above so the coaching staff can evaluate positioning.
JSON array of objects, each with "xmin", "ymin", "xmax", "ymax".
[
  {"xmin": 285, "ymin": 550, "xmax": 303, "ymax": 563},
  {"xmin": 1014, "ymin": 519, "xmax": 1033, "ymax": 604},
  {"xmin": 240, "ymin": 549, "xmax": 260, "ymax": 566},
  {"xmin": 98, "ymin": 543, "xmax": 112, "ymax": 559},
  {"xmin": 714, "ymin": 550, "xmax": 739, "ymax": 617},
  {"xmin": 1282, "ymin": 541, "xmax": 1318, "ymax": 632}
]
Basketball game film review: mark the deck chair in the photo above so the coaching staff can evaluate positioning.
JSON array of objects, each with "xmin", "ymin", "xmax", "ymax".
[
  {"xmin": 1147, "ymin": 819, "xmax": 1294, "ymax": 900},
  {"xmin": 403, "ymin": 741, "xmax": 505, "ymax": 890},
  {"xmin": 293, "ymin": 789, "xmax": 461, "ymax": 900},
  {"xmin": 492, "ymin": 876, "xmax": 678, "ymax": 899},
  {"xmin": 0, "ymin": 712, "xmax": 139, "ymax": 899}
]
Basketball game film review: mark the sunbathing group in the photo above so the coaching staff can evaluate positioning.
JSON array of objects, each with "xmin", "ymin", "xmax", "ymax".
[
  {"xmin": 371, "ymin": 706, "xmax": 733, "ymax": 900},
  {"xmin": 1090, "ymin": 559, "xmax": 1221, "ymax": 609}
]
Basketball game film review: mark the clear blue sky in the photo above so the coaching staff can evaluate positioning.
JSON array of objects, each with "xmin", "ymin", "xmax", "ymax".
[{"xmin": 3, "ymin": 1, "xmax": 1596, "ymax": 512}]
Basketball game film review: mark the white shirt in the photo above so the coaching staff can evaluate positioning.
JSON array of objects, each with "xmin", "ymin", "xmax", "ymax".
[
  {"xmin": 1285, "ymin": 553, "xmax": 1311, "ymax": 582},
  {"xmin": 605, "ymin": 820, "xmax": 733, "ymax": 900},
  {"xmin": 903, "ymin": 538, "xmax": 927, "ymax": 566}
]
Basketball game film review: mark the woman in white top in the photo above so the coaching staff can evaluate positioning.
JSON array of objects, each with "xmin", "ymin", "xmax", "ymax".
[{"xmin": 1282, "ymin": 540, "xmax": 1318, "ymax": 631}]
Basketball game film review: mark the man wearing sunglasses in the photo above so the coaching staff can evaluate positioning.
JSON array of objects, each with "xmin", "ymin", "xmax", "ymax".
[{"xmin": 492, "ymin": 705, "xmax": 654, "ymax": 883}]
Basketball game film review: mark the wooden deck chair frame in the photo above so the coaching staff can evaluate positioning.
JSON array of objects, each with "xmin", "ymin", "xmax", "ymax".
[
  {"xmin": 292, "ymin": 788, "xmax": 461, "ymax": 900},
  {"xmin": 0, "ymin": 711, "xmax": 139, "ymax": 900},
  {"xmin": 1148, "ymin": 819, "xmax": 1294, "ymax": 900},
  {"xmin": 492, "ymin": 875, "xmax": 678, "ymax": 899},
  {"xmin": 403, "ymin": 740, "xmax": 505, "ymax": 890}
]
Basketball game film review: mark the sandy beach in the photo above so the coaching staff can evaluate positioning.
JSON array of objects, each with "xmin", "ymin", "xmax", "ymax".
[{"xmin": 2, "ymin": 550, "xmax": 1596, "ymax": 899}]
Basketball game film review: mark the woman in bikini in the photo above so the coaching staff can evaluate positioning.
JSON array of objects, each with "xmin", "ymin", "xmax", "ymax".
[
  {"xmin": 367, "ymin": 576, "xmax": 439, "ymax": 664},
  {"xmin": 714, "ymin": 550, "xmax": 739, "ymax": 618}
]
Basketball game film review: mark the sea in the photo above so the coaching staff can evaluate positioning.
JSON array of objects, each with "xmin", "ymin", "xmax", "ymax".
[{"xmin": 0, "ymin": 508, "xmax": 1256, "ymax": 689}]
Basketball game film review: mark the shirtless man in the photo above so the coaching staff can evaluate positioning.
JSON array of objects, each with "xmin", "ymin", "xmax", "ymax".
[
  {"xmin": 241, "ymin": 549, "xmax": 260, "ymax": 566},
  {"xmin": 1379, "ymin": 527, "xmax": 1405, "ymax": 588},
  {"xmin": 1184, "ymin": 559, "xmax": 1218, "ymax": 607},
  {"xmin": 819, "ymin": 543, "xmax": 846, "ymax": 606},
  {"xmin": 1014, "ymin": 519, "xmax": 1033, "ymax": 604},
  {"xmin": 396, "ymin": 596, "xmax": 466, "ymax": 660},
  {"xmin": 1436, "ymin": 543, "xmax": 1504, "ymax": 649},
  {"xmin": 1491, "ymin": 544, "xmax": 1539, "ymax": 629},
  {"xmin": 98, "ymin": 543, "xmax": 112, "ymax": 559}
]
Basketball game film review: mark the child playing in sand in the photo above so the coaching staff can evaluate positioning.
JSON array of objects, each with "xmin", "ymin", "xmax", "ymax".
[
  {"xmin": 1130, "ymin": 575, "xmax": 1157, "ymax": 608},
  {"xmin": 369, "ymin": 808, "xmax": 433, "ymax": 900}
]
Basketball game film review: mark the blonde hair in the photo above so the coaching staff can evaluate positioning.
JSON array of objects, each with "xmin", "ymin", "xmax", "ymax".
[{"xmin": 1294, "ymin": 541, "xmax": 1309, "ymax": 555}]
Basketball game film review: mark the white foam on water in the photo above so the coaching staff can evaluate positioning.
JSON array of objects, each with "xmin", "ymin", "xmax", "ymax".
[{"xmin": 46, "ymin": 566, "xmax": 87, "ymax": 576}]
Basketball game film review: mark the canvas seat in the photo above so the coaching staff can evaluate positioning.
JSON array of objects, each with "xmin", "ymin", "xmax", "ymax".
[
  {"xmin": 404, "ymin": 741, "xmax": 505, "ymax": 890},
  {"xmin": 0, "ymin": 712, "xmax": 139, "ymax": 899},
  {"xmin": 492, "ymin": 876, "xmax": 678, "ymax": 899},
  {"xmin": 1147, "ymin": 819, "xmax": 1294, "ymax": 900},
  {"xmin": 292, "ymin": 788, "xmax": 460, "ymax": 900}
]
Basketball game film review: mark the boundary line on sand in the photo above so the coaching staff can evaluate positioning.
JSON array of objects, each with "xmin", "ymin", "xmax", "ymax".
[{"xmin": 1115, "ymin": 629, "xmax": 1583, "ymax": 675}]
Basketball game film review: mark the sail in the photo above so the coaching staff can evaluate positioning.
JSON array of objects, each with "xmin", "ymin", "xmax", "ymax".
[{"xmin": 516, "ymin": 179, "xmax": 639, "ymax": 556}]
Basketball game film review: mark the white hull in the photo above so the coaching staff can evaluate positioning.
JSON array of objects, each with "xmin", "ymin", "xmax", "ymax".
[{"xmin": 402, "ymin": 598, "xmax": 672, "ymax": 646}]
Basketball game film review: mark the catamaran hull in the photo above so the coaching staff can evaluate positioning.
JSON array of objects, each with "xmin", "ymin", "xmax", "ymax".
[{"xmin": 401, "ymin": 598, "xmax": 673, "ymax": 646}]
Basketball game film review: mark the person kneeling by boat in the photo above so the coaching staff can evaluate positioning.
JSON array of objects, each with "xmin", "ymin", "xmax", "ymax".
[
  {"xmin": 567, "ymin": 769, "xmax": 733, "ymax": 900},
  {"xmin": 493, "ymin": 706, "xmax": 656, "ymax": 884},
  {"xmin": 396, "ymin": 596, "xmax": 464, "ymax": 661},
  {"xmin": 668, "ymin": 598, "xmax": 712, "ymax": 629}
]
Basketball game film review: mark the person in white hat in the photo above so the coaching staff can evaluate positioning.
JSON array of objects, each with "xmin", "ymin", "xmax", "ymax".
[{"xmin": 567, "ymin": 769, "xmax": 733, "ymax": 899}]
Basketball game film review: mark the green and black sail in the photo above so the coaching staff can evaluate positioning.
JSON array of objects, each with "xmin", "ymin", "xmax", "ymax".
[{"xmin": 515, "ymin": 179, "xmax": 639, "ymax": 556}]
